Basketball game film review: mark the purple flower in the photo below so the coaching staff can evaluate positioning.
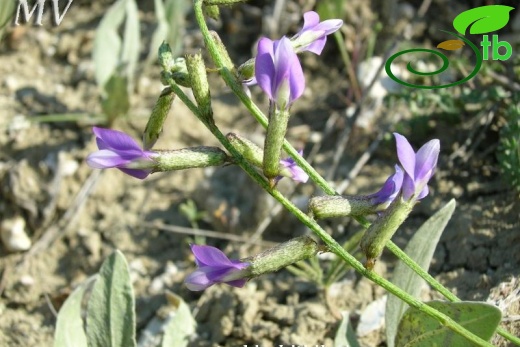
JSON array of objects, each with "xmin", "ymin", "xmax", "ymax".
[
  {"xmin": 394, "ymin": 133, "xmax": 440, "ymax": 200},
  {"xmin": 279, "ymin": 150, "xmax": 309, "ymax": 183},
  {"xmin": 185, "ymin": 245, "xmax": 250, "ymax": 291},
  {"xmin": 368, "ymin": 165, "xmax": 404, "ymax": 207},
  {"xmin": 292, "ymin": 11, "xmax": 343, "ymax": 55},
  {"xmin": 86, "ymin": 127, "xmax": 156, "ymax": 179},
  {"xmin": 255, "ymin": 36, "xmax": 305, "ymax": 109}
]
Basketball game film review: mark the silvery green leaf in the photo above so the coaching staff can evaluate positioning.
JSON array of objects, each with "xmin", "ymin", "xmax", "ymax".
[
  {"xmin": 164, "ymin": 0, "xmax": 188, "ymax": 56},
  {"xmin": 147, "ymin": 0, "xmax": 187, "ymax": 64},
  {"xmin": 101, "ymin": 72, "xmax": 130, "ymax": 123},
  {"xmin": 0, "ymin": 0, "xmax": 15, "ymax": 42},
  {"xmin": 334, "ymin": 312, "xmax": 360, "ymax": 347},
  {"xmin": 146, "ymin": 0, "xmax": 168, "ymax": 64},
  {"xmin": 161, "ymin": 292, "xmax": 196, "ymax": 347},
  {"xmin": 86, "ymin": 250, "xmax": 136, "ymax": 347},
  {"xmin": 121, "ymin": 0, "xmax": 140, "ymax": 89},
  {"xmin": 93, "ymin": 0, "xmax": 126, "ymax": 91},
  {"xmin": 54, "ymin": 276, "xmax": 96, "ymax": 347},
  {"xmin": 0, "ymin": 0, "xmax": 16, "ymax": 30},
  {"xmin": 386, "ymin": 199, "xmax": 456, "ymax": 347},
  {"xmin": 396, "ymin": 301, "xmax": 501, "ymax": 346}
]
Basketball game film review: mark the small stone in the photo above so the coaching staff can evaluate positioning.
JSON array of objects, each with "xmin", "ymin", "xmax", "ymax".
[
  {"xmin": 60, "ymin": 156, "xmax": 79, "ymax": 177},
  {"xmin": 1, "ymin": 216, "xmax": 32, "ymax": 252},
  {"xmin": 19, "ymin": 275, "xmax": 35, "ymax": 287},
  {"xmin": 357, "ymin": 295, "xmax": 387, "ymax": 336}
]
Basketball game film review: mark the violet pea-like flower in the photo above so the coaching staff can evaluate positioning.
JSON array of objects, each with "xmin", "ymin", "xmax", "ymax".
[
  {"xmin": 86, "ymin": 127, "xmax": 156, "ymax": 179},
  {"xmin": 367, "ymin": 165, "xmax": 404, "ymax": 208},
  {"xmin": 185, "ymin": 245, "xmax": 250, "ymax": 291},
  {"xmin": 291, "ymin": 11, "xmax": 343, "ymax": 55},
  {"xmin": 255, "ymin": 36, "xmax": 305, "ymax": 109},
  {"xmin": 278, "ymin": 150, "xmax": 309, "ymax": 183},
  {"xmin": 394, "ymin": 133, "xmax": 440, "ymax": 201}
]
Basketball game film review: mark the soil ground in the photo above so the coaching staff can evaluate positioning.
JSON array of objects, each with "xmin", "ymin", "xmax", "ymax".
[{"xmin": 0, "ymin": 0, "xmax": 519, "ymax": 346}]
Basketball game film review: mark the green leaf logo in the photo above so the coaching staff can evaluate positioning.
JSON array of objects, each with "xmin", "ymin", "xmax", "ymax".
[{"xmin": 453, "ymin": 5, "xmax": 514, "ymax": 35}]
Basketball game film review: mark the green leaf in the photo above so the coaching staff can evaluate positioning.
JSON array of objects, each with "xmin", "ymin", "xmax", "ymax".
[
  {"xmin": 0, "ymin": 0, "xmax": 16, "ymax": 30},
  {"xmin": 386, "ymin": 199, "xmax": 456, "ymax": 347},
  {"xmin": 86, "ymin": 250, "xmax": 136, "ymax": 347},
  {"xmin": 334, "ymin": 312, "xmax": 361, "ymax": 347},
  {"xmin": 93, "ymin": 0, "xmax": 126, "ymax": 91},
  {"xmin": 161, "ymin": 292, "xmax": 197, "ymax": 347},
  {"xmin": 54, "ymin": 277, "xmax": 96, "ymax": 347},
  {"xmin": 395, "ymin": 301, "xmax": 501, "ymax": 346},
  {"xmin": 147, "ymin": 0, "xmax": 169, "ymax": 64},
  {"xmin": 164, "ymin": 0, "xmax": 188, "ymax": 56},
  {"xmin": 121, "ymin": 0, "xmax": 140, "ymax": 89},
  {"xmin": 453, "ymin": 5, "xmax": 514, "ymax": 35},
  {"xmin": 101, "ymin": 72, "xmax": 130, "ymax": 123},
  {"xmin": 148, "ymin": 0, "xmax": 188, "ymax": 64}
]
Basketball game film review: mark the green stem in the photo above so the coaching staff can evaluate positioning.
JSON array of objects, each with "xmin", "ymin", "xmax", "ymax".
[{"xmin": 189, "ymin": 2, "xmax": 503, "ymax": 345}]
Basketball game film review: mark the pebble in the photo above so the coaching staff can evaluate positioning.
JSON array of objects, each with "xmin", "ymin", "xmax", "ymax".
[
  {"xmin": 19, "ymin": 275, "xmax": 35, "ymax": 287},
  {"xmin": 59, "ymin": 154, "xmax": 79, "ymax": 177},
  {"xmin": 1, "ymin": 216, "xmax": 32, "ymax": 252},
  {"xmin": 357, "ymin": 295, "xmax": 387, "ymax": 336}
]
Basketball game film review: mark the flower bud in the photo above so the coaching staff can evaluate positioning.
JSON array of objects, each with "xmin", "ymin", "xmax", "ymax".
[
  {"xmin": 309, "ymin": 195, "xmax": 377, "ymax": 219},
  {"xmin": 153, "ymin": 146, "xmax": 229, "ymax": 172},
  {"xmin": 227, "ymin": 133, "xmax": 308, "ymax": 184},
  {"xmin": 143, "ymin": 87, "xmax": 175, "ymax": 150},
  {"xmin": 209, "ymin": 31, "xmax": 235, "ymax": 72},
  {"xmin": 237, "ymin": 58, "xmax": 255, "ymax": 83},
  {"xmin": 226, "ymin": 132, "xmax": 263, "ymax": 166},
  {"xmin": 203, "ymin": 3, "xmax": 220, "ymax": 20},
  {"xmin": 186, "ymin": 53, "xmax": 213, "ymax": 125},
  {"xmin": 244, "ymin": 236, "xmax": 320, "ymax": 277},
  {"xmin": 159, "ymin": 43, "xmax": 191, "ymax": 87},
  {"xmin": 158, "ymin": 42, "xmax": 175, "ymax": 71}
]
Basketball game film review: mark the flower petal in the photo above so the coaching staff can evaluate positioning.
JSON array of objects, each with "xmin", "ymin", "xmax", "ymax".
[
  {"xmin": 255, "ymin": 38, "xmax": 276, "ymax": 100},
  {"xmin": 417, "ymin": 185, "xmax": 429, "ymax": 200},
  {"xmin": 414, "ymin": 139, "xmax": 440, "ymax": 184},
  {"xmin": 302, "ymin": 11, "xmax": 320, "ymax": 30},
  {"xmin": 293, "ymin": 13, "xmax": 343, "ymax": 55},
  {"xmin": 184, "ymin": 268, "xmax": 213, "ymax": 291},
  {"xmin": 118, "ymin": 168, "xmax": 151, "ymax": 179},
  {"xmin": 287, "ymin": 55, "xmax": 305, "ymax": 102},
  {"xmin": 226, "ymin": 279, "xmax": 248, "ymax": 288},
  {"xmin": 314, "ymin": 19, "xmax": 344, "ymax": 36},
  {"xmin": 303, "ymin": 38, "xmax": 327, "ymax": 55},
  {"xmin": 190, "ymin": 244, "xmax": 236, "ymax": 268},
  {"xmin": 279, "ymin": 150, "xmax": 309, "ymax": 183},
  {"xmin": 401, "ymin": 175, "xmax": 416, "ymax": 200},
  {"xmin": 394, "ymin": 133, "xmax": 416, "ymax": 180},
  {"xmin": 86, "ymin": 149, "xmax": 131, "ymax": 169},
  {"xmin": 273, "ymin": 37, "xmax": 295, "ymax": 98},
  {"xmin": 93, "ymin": 127, "xmax": 142, "ymax": 152}
]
